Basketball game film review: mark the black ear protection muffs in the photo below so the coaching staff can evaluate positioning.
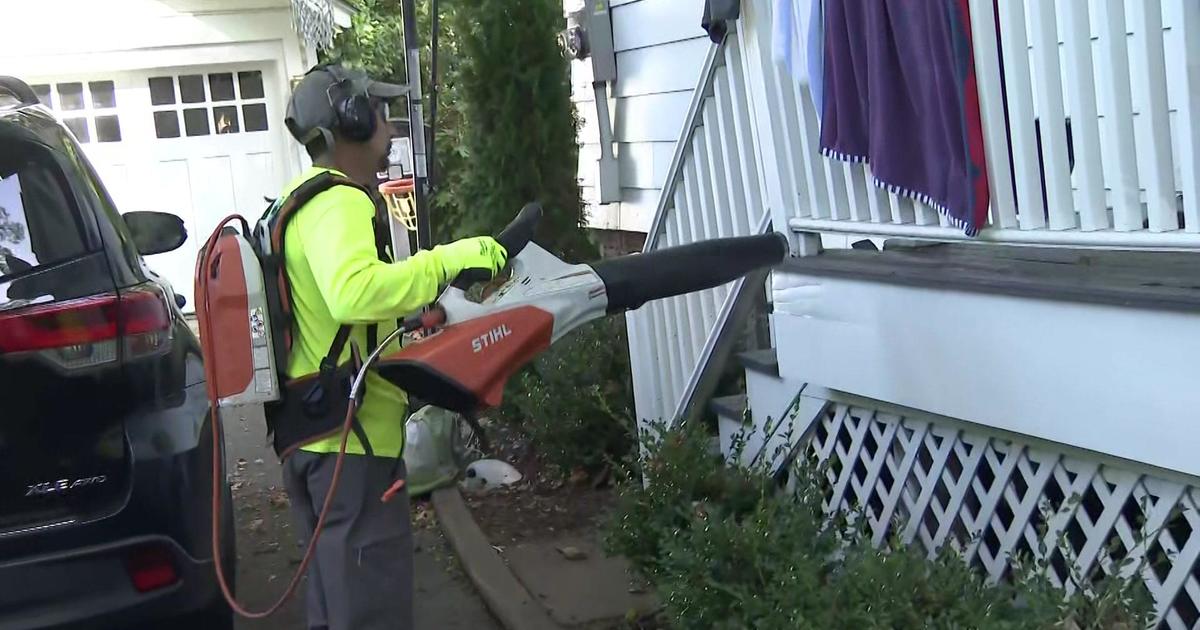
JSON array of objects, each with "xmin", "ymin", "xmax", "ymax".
[{"xmin": 325, "ymin": 65, "xmax": 376, "ymax": 143}]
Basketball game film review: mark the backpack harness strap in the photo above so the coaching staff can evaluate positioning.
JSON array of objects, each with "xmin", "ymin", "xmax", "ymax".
[{"xmin": 261, "ymin": 170, "xmax": 395, "ymax": 456}]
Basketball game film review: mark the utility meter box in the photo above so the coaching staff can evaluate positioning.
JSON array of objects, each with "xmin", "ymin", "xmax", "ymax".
[
  {"xmin": 563, "ymin": 0, "xmax": 617, "ymax": 82},
  {"xmin": 562, "ymin": 0, "xmax": 620, "ymax": 203}
]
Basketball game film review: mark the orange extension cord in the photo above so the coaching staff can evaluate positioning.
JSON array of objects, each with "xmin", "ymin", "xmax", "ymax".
[{"xmin": 197, "ymin": 215, "xmax": 360, "ymax": 619}]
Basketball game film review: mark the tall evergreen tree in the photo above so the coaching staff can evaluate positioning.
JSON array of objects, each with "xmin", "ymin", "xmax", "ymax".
[{"xmin": 447, "ymin": 0, "xmax": 597, "ymax": 261}]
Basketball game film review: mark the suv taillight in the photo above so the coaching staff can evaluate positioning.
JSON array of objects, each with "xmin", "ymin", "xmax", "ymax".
[
  {"xmin": 124, "ymin": 544, "xmax": 179, "ymax": 593},
  {"xmin": 0, "ymin": 285, "xmax": 172, "ymax": 370}
]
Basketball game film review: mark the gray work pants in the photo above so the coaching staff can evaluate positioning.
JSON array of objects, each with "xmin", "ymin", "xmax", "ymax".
[{"xmin": 282, "ymin": 450, "xmax": 414, "ymax": 630}]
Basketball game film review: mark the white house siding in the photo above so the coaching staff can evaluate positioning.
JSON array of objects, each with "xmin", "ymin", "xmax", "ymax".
[
  {"xmin": 571, "ymin": 0, "xmax": 711, "ymax": 234},
  {"xmin": 0, "ymin": 0, "xmax": 334, "ymax": 309}
]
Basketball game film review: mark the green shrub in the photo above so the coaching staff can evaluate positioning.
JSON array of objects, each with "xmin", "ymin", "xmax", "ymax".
[
  {"xmin": 500, "ymin": 315, "xmax": 637, "ymax": 476},
  {"xmin": 604, "ymin": 420, "xmax": 1158, "ymax": 629}
]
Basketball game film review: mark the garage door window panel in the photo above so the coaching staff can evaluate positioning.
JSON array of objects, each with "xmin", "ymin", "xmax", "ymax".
[
  {"xmin": 183, "ymin": 108, "xmax": 210, "ymax": 137},
  {"xmin": 64, "ymin": 119, "xmax": 91, "ymax": 143},
  {"xmin": 149, "ymin": 77, "xmax": 176, "ymax": 106},
  {"xmin": 28, "ymin": 80, "xmax": 122, "ymax": 144},
  {"xmin": 31, "ymin": 84, "xmax": 53, "ymax": 109},
  {"xmin": 238, "ymin": 71, "xmax": 265, "ymax": 99},
  {"xmin": 209, "ymin": 74, "xmax": 235, "ymax": 102},
  {"xmin": 89, "ymin": 81, "xmax": 117, "ymax": 109},
  {"xmin": 148, "ymin": 71, "xmax": 269, "ymax": 138},
  {"xmin": 154, "ymin": 111, "xmax": 181, "ymax": 139},
  {"xmin": 179, "ymin": 75, "xmax": 206, "ymax": 104},
  {"xmin": 243, "ymin": 103, "xmax": 268, "ymax": 132},
  {"xmin": 213, "ymin": 106, "xmax": 239, "ymax": 134},
  {"xmin": 58, "ymin": 83, "xmax": 84, "ymax": 110}
]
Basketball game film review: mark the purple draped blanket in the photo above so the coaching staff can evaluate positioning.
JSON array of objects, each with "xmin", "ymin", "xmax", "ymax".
[{"xmin": 819, "ymin": 0, "xmax": 990, "ymax": 235}]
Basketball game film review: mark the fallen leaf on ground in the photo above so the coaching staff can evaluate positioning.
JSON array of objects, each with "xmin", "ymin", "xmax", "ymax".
[
  {"xmin": 254, "ymin": 458, "xmax": 264, "ymax": 465},
  {"xmin": 268, "ymin": 488, "xmax": 289, "ymax": 509},
  {"xmin": 413, "ymin": 506, "xmax": 435, "ymax": 527},
  {"xmin": 569, "ymin": 467, "xmax": 588, "ymax": 486},
  {"xmin": 557, "ymin": 546, "xmax": 588, "ymax": 561},
  {"xmin": 248, "ymin": 518, "xmax": 265, "ymax": 533},
  {"xmin": 236, "ymin": 458, "xmax": 247, "ymax": 469}
]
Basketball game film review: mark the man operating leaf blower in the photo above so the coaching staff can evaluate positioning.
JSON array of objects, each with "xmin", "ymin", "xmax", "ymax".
[
  {"xmin": 272, "ymin": 63, "xmax": 507, "ymax": 630},
  {"xmin": 196, "ymin": 61, "xmax": 789, "ymax": 630}
]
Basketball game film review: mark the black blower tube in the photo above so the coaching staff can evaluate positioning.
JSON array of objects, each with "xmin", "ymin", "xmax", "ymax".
[{"xmin": 592, "ymin": 232, "xmax": 790, "ymax": 313}]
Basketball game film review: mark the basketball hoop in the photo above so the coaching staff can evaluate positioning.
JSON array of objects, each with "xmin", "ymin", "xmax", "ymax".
[
  {"xmin": 291, "ymin": 0, "xmax": 336, "ymax": 50},
  {"xmin": 379, "ymin": 177, "xmax": 418, "ymax": 232}
]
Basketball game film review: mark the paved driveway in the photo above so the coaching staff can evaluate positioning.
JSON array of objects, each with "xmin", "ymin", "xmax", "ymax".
[{"xmin": 221, "ymin": 405, "xmax": 499, "ymax": 630}]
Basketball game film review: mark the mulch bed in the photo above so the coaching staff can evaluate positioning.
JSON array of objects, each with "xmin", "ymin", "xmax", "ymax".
[
  {"xmin": 459, "ymin": 421, "xmax": 669, "ymax": 630},
  {"xmin": 461, "ymin": 421, "xmax": 616, "ymax": 546}
]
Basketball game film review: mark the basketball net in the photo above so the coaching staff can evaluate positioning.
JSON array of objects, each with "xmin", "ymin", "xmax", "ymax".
[
  {"xmin": 291, "ymin": 0, "xmax": 336, "ymax": 51},
  {"xmin": 379, "ymin": 177, "xmax": 419, "ymax": 233}
]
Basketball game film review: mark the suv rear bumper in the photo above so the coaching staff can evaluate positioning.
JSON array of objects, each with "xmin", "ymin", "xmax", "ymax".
[{"xmin": 0, "ymin": 535, "xmax": 222, "ymax": 630}]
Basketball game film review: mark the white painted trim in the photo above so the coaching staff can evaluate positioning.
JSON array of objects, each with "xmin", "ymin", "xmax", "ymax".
[
  {"xmin": 772, "ymin": 274, "xmax": 1200, "ymax": 477},
  {"xmin": 788, "ymin": 217, "xmax": 1200, "ymax": 252},
  {"xmin": 9, "ymin": 40, "xmax": 293, "ymax": 80}
]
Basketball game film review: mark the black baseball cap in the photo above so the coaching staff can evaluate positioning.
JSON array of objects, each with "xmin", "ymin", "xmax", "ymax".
[{"xmin": 284, "ymin": 63, "xmax": 408, "ymax": 146}]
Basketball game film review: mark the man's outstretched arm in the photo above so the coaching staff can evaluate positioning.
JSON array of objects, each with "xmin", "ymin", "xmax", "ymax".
[{"xmin": 296, "ymin": 191, "xmax": 506, "ymax": 323}]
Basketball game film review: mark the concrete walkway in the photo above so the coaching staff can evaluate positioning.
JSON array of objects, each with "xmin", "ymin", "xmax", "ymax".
[{"xmin": 433, "ymin": 487, "xmax": 658, "ymax": 630}]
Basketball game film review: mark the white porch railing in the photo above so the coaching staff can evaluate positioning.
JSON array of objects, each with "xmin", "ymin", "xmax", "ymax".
[
  {"xmin": 738, "ymin": 0, "xmax": 1200, "ymax": 251},
  {"xmin": 627, "ymin": 0, "xmax": 1200, "ymax": 431},
  {"xmin": 625, "ymin": 31, "xmax": 772, "ymax": 430}
]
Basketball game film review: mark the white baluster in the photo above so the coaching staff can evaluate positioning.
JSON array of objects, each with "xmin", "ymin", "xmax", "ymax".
[
  {"xmin": 1061, "ymin": 1, "xmax": 1108, "ymax": 231},
  {"xmin": 998, "ymin": 0, "xmax": 1047, "ymax": 230},
  {"xmin": 968, "ymin": 0, "xmax": 1018, "ymax": 229},
  {"xmin": 704, "ymin": 89, "xmax": 737, "ymax": 239},
  {"xmin": 1029, "ymin": 0, "xmax": 1077, "ymax": 229},
  {"xmin": 1129, "ymin": 0, "xmax": 1179, "ymax": 232},
  {"xmin": 1173, "ymin": 0, "xmax": 1200, "ymax": 233},
  {"xmin": 1096, "ymin": 0, "xmax": 1144, "ymax": 232},
  {"xmin": 678, "ymin": 165, "xmax": 712, "ymax": 362}
]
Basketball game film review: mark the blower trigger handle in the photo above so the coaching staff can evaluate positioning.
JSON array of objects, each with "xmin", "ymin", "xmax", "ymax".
[{"xmin": 449, "ymin": 202, "xmax": 542, "ymax": 291}]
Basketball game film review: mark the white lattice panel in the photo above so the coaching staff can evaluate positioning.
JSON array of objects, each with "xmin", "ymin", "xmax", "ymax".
[{"xmin": 797, "ymin": 404, "xmax": 1200, "ymax": 629}]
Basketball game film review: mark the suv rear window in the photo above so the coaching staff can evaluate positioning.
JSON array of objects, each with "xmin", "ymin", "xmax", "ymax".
[{"xmin": 0, "ymin": 146, "xmax": 89, "ymax": 281}]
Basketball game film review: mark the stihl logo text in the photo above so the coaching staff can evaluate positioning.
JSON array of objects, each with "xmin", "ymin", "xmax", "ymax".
[{"xmin": 471, "ymin": 325, "xmax": 513, "ymax": 353}]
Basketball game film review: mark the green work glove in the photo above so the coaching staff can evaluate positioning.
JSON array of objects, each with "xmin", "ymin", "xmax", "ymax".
[{"xmin": 432, "ymin": 236, "xmax": 508, "ymax": 284}]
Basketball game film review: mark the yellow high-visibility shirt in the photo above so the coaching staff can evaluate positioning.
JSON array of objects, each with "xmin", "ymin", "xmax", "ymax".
[{"xmin": 279, "ymin": 166, "xmax": 445, "ymax": 457}]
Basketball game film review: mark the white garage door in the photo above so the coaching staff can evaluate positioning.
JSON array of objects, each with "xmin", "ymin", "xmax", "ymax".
[{"xmin": 29, "ymin": 65, "xmax": 290, "ymax": 311}]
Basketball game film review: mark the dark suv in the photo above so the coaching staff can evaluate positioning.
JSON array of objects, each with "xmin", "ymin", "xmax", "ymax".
[{"xmin": 0, "ymin": 77, "xmax": 235, "ymax": 628}]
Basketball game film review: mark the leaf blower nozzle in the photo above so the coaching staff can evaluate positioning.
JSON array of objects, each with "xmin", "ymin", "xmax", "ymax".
[{"xmin": 590, "ymin": 231, "xmax": 790, "ymax": 313}]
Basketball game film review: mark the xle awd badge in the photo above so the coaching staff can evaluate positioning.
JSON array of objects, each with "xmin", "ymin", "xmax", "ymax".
[
  {"xmin": 471, "ymin": 324, "xmax": 513, "ymax": 353},
  {"xmin": 26, "ymin": 476, "xmax": 107, "ymax": 497}
]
